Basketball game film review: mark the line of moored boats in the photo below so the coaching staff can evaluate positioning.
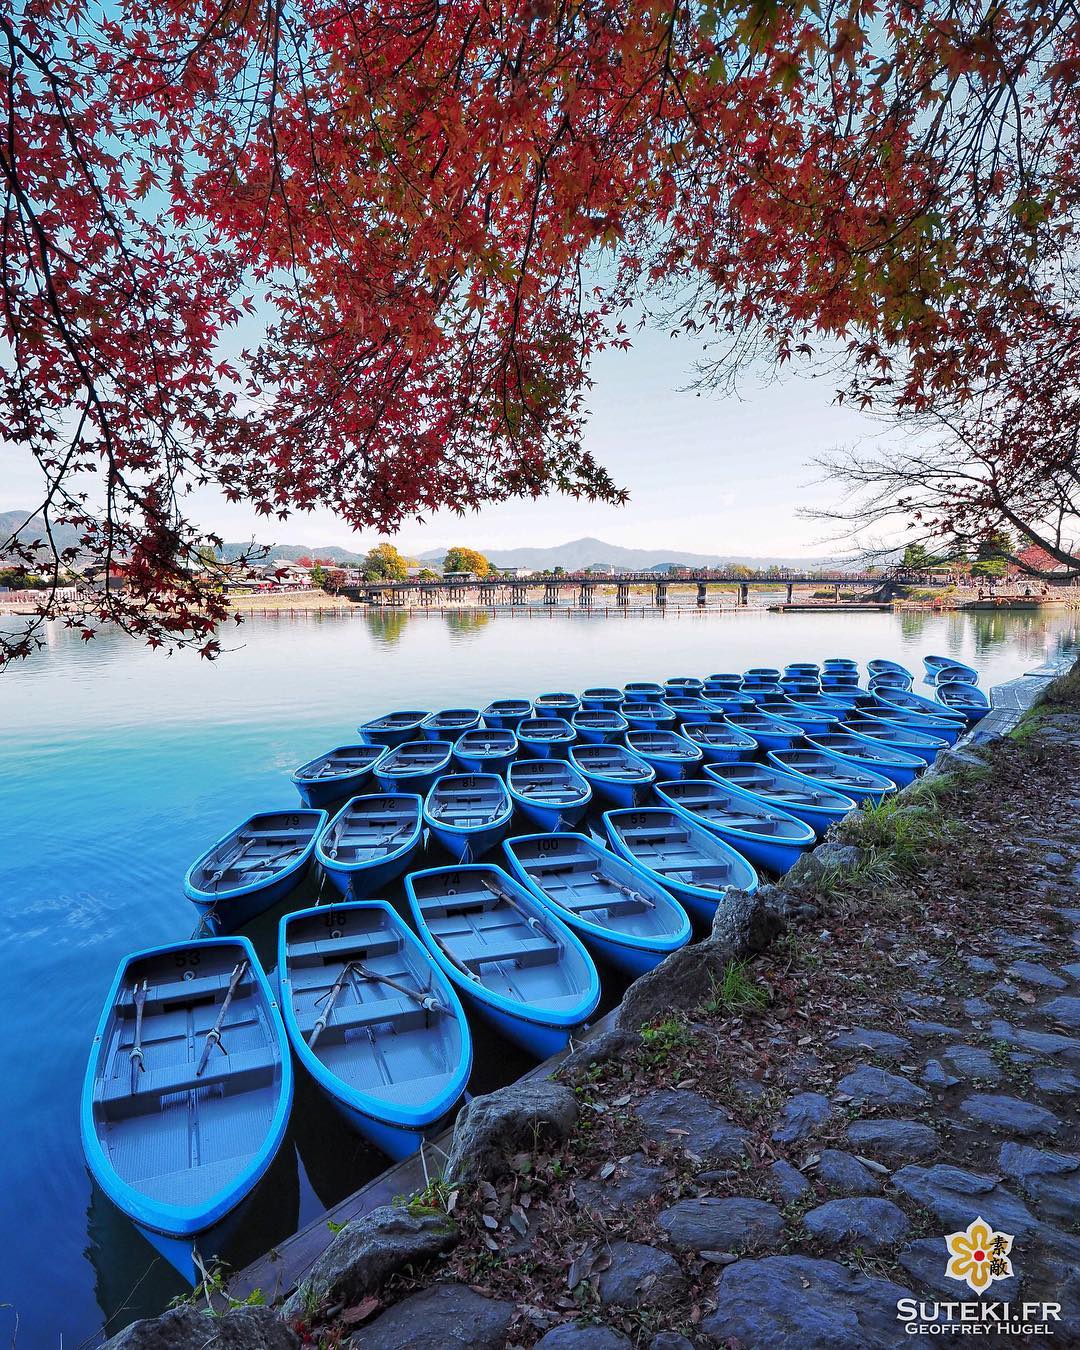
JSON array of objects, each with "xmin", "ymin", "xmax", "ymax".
[{"xmin": 80, "ymin": 653, "xmax": 987, "ymax": 1280}]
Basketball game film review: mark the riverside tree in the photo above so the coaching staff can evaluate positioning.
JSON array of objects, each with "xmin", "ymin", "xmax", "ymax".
[
  {"xmin": 443, "ymin": 548, "xmax": 492, "ymax": 578},
  {"xmin": 4, "ymin": 0, "xmax": 1078, "ymax": 664}
]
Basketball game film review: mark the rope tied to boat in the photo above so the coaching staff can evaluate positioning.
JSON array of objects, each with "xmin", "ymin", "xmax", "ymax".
[{"xmin": 195, "ymin": 961, "xmax": 248, "ymax": 1076}]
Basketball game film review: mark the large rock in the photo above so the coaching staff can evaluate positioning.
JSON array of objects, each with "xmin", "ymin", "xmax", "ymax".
[
  {"xmin": 802, "ymin": 1197, "xmax": 910, "ymax": 1251},
  {"xmin": 555, "ymin": 1028, "xmax": 640, "ymax": 1084},
  {"xmin": 535, "ymin": 1325, "xmax": 632, "ymax": 1349},
  {"xmin": 770, "ymin": 1091, "xmax": 831, "ymax": 1144},
  {"xmin": 700, "ymin": 1255, "xmax": 913, "ymax": 1348},
  {"xmin": 889, "ymin": 1165, "xmax": 1039, "ymax": 1238},
  {"xmin": 836, "ymin": 1064, "xmax": 929, "ymax": 1110},
  {"xmin": 281, "ymin": 1206, "xmax": 457, "ymax": 1321},
  {"xmin": 847, "ymin": 1118, "xmax": 939, "ymax": 1164},
  {"xmin": 348, "ymin": 1283, "xmax": 515, "ymax": 1348},
  {"xmin": 829, "ymin": 1027, "xmax": 909, "ymax": 1058},
  {"xmin": 814, "ymin": 1149, "xmax": 881, "ymax": 1196},
  {"xmin": 616, "ymin": 889, "xmax": 779, "ymax": 1028},
  {"xmin": 998, "ymin": 1143, "xmax": 1080, "ymax": 1225},
  {"xmin": 104, "ymin": 1306, "xmax": 297, "ymax": 1349},
  {"xmin": 770, "ymin": 1159, "xmax": 811, "ymax": 1204},
  {"xmin": 942, "ymin": 1045, "xmax": 1002, "ymax": 1083},
  {"xmin": 575, "ymin": 1153, "xmax": 667, "ymax": 1215},
  {"xmin": 658, "ymin": 1196, "xmax": 785, "ymax": 1251},
  {"xmin": 636, "ymin": 1089, "xmax": 749, "ymax": 1161},
  {"xmin": 596, "ymin": 1241, "xmax": 687, "ymax": 1308},
  {"xmin": 1041, "ymin": 995, "xmax": 1080, "ymax": 1029},
  {"xmin": 444, "ymin": 1079, "xmax": 578, "ymax": 1183},
  {"xmin": 958, "ymin": 1093, "xmax": 1060, "ymax": 1137}
]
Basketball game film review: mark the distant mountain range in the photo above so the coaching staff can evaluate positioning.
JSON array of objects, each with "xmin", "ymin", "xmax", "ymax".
[{"xmin": 1, "ymin": 515, "xmax": 844, "ymax": 571}]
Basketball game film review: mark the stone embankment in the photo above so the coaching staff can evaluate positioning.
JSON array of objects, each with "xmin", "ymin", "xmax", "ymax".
[{"xmin": 106, "ymin": 663, "xmax": 1080, "ymax": 1349}]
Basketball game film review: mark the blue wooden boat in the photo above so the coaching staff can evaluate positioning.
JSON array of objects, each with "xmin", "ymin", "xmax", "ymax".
[
  {"xmin": 624, "ymin": 681, "xmax": 665, "ymax": 703},
  {"xmin": 822, "ymin": 658, "xmax": 859, "ymax": 673},
  {"xmin": 81, "ymin": 936, "xmax": 292, "ymax": 1283},
  {"xmin": 278, "ymin": 902, "xmax": 470, "ymax": 1161},
  {"xmin": 424, "ymin": 774, "xmax": 514, "ymax": 862},
  {"xmin": 868, "ymin": 671, "xmax": 912, "ymax": 692},
  {"xmin": 572, "ymin": 708, "xmax": 630, "ymax": 744},
  {"xmin": 841, "ymin": 715, "xmax": 948, "ymax": 765},
  {"xmin": 482, "ymin": 698, "xmax": 532, "ymax": 730},
  {"xmin": 807, "ymin": 731, "xmax": 924, "ymax": 788},
  {"xmin": 875, "ymin": 687, "xmax": 968, "ymax": 722},
  {"xmin": 813, "ymin": 684, "xmax": 870, "ymax": 705},
  {"xmin": 820, "ymin": 672, "xmax": 861, "ymax": 689},
  {"xmin": 405, "ymin": 865, "xmax": 600, "ymax": 1058},
  {"xmin": 359, "ymin": 710, "xmax": 430, "ymax": 748},
  {"xmin": 534, "ymin": 691, "xmax": 581, "ymax": 716},
  {"xmin": 664, "ymin": 677, "xmax": 704, "ymax": 699},
  {"xmin": 517, "ymin": 716, "xmax": 577, "ymax": 759},
  {"xmin": 374, "ymin": 739, "xmax": 454, "ymax": 794},
  {"xmin": 784, "ymin": 663, "xmax": 820, "ymax": 677},
  {"xmin": 936, "ymin": 680, "xmax": 990, "ymax": 720},
  {"xmin": 924, "ymin": 654, "xmax": 979, "ymax": 684},
  {"xmin": 930, "ymin": 663, "xmax": 979, "ymax": 687},
  {"xmin": 661, "ymin": 695, "xmax": 719, "ymax": 725},
  {"xmin": 680, "ymin": 720, "xmax": 758, "ymax": 762},
  {"xmin": 291, "ymin": 745, "xmax": 384, "ymax": 809},
  {"xmin": 503, "ymin": 833, "xmax": 692, "ymax": 976},
  {"xmin": 743, "ymin": 667, "xmax": 781, "ymax": 684},
  {"xmin": 703, "ymin": 689, "xmax": 757, "ymax": 713},
  {"xmin": 452, "ymin": 727, "xmax": 518, "ymax": 774},
  {"xmin": 624, "ymin": 729, "xmax": 705, "ymax": 779},
  {"xmin": 766, "ymin": 748, "xmax": 895, "ymax": 806},
  {"xmin": 740, "ymin": 683, "xmax": 784, "ymax": 702},
  {"xmin": 316, "ymin": 794, "xmax": 423, "ymax": 898},
  {"xmin": 603, "ymin": 807, "xmax": 758, "ymax": 926},
  {"xmin": 723, "ymin": 712, "xmax": 804, "ymax": 753},
  {"xmin": 704, "ymin": 673, "xmax": 744, "ymax": 689},
  {"xmin": 758, "ymin": 700, "xmax": 840, "ymax": 736},
  {"xmin": 865, "ymin": 704, "xmax": 966, "ymax": 745},
  {"xmin": 704, "ymin": 762, "xmax": 857, "ymax": 836},
  {"xmin": 790, "ymin": 692, "xmax": 849, "ymax": 711},
  {"xmin": 507, "ymin": 759, "xmax": 592, "ymax": 831},
  {"xmin": 569, "ymin": 742, "xmax": 656, "ymax": 806},
  {"xmin": 581, "ymin": 687, "xmax": 625, "ymax": 711},
  {"xmin": 184, "ymin": 810, "xmax": 327, "ymax": 931},
  {"xmin": 842, "ymin": 718, "xmax": 945, "ymax": 761},
  {"xmin": 779, "ymin": 677, "xmax": 820, "ymax": 698},
  {"xmin": 868, "ymin": 659, "xmax": 913, "ymax": 681},
  {"xmin": 420, "ymin": 708, "xmax": 481, "ymax": 740},
  {"xmin": 622, "ymin": 701, "xmax": 677, "ymax": 732},
  {"xmin": 654, "ymin": 778, "xmax": 816, "ymax": 874}
]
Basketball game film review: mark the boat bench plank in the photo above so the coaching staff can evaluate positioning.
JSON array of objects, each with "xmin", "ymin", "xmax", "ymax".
[
  {"xmin": 98, "ymin": 1044, "xmax": 279, "ymax": 1104},
  {"xmin": 292, "ymin": 995, "xmax": 422, "ymax": 1036},
  {"xmin": 128, "ymin": 970, "xmax": 254, "ymax": 1011},
  {"xmin": 456, "ymin": 934, "xmax": 561, "ymax": 970},
  {"xmin": 284, "ymin": 934, "xmax": 401, "ymax": 963}
]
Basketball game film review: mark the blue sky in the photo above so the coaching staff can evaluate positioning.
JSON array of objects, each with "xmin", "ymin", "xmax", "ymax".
[{"xmin": 1, "ymin": 323, "xmax": 881, "ymax": 558}]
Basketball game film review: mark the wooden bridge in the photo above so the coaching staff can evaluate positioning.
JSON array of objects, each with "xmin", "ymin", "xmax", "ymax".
[{"xmin": 339, "ymin": 572, "xmax": 934, "ymax": 608}]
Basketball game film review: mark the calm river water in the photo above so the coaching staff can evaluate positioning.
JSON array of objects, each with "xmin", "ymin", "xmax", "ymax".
[{"xmin": 1, "ymin": 603, "xmax": 1076, "ymax": 1345}]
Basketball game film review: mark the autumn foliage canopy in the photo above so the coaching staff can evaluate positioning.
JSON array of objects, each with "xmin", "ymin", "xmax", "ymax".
[{"xmin": 3, "ymin": 0, "xmax": 1078, "ymax": 659}]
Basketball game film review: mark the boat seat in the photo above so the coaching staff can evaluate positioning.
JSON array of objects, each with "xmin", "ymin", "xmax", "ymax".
[
  {"xmin": 285, "ymin": 933, "xmax": 401, "ymax": 963},
  {"xmin": 555, "ymin": 892, "xmax": 642, "ymax": 917},
  {"xmin": 293, "ymin": 994, "xmax": 423, "ymax": 1036},
  {"xmin": 458, "ymin": 933, "xmax": 561, "ymax": 970},
  {"xmin": 125, "ymin": 969, "xmax": 256, "ymax": 1012},
  {"xmin": 99, "ymin": 1044, "xmax": 279, "ymax": 1108}
]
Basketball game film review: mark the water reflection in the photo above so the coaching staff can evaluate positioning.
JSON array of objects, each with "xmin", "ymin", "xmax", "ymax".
[{"xmin": 0, "ymin": 604, "xmax": 1076, "ymax": 1346}]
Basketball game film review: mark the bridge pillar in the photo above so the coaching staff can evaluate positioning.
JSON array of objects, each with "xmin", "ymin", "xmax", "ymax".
[
  {"xmin": 616, "ymin": 583, "xmax": 629, "ymax": 606},
  {"xmin": 697, "ymin": 582, "xmax": 707, "ymax": 607},
  {"xmin": 834, "ymin": 583, "xmax": 841, "ymax": 601},
  {"xmin": 739, "ymin": 583, "xmax": 749, "ymax": 606},
  {"xmin": 578, "ymin": 583, "xmax": 594, "ymax": 607},
  {"xmin": 655, "ymin": 583, "xmax": 667, "ymax": 606},
  {"xmin": 544, "ymin": 583, "xmax": 559, "ymax": 605},
  {"xmin": 510, "ymin": 585, "xmax": 526, "ymax": 605},
  {"xmin": 786, "ymin": 583, "xmax": 794, "ymax": 603}
]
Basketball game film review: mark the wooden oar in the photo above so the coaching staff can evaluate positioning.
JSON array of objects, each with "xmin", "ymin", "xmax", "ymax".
[
  {"xmin": 129, "ymin": 979, "xmax": 149, "ymax": 1093},
  {"xmin": 480, "ymin": 875, "xmax": 559, "ymax": 945},
  {"xmin": 308, "ymin": 961, "xmax": 356, "ymax": 1048},
  {"xmin": 195, "ymin": 961, "xmax": 248, "ymax": 1076},
  {"xmin": 352, "ymin": 963, "xmax": 447, "ymax": 1014},
  {"xmin": 207, "ymin": 839, "xmax": 301, "ymax": 887},
  {"xmin": 590, "ymin": 870, "xmax": 656, "ymax": 909},
  {"xmin": 425, "ymin": 928, "xmax": 480, "ymax": 982}
]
